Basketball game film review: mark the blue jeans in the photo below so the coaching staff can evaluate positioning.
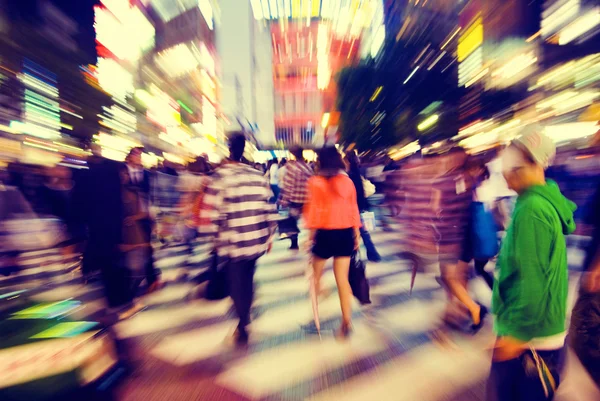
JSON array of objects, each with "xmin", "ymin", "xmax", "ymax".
[{"xmin": 360, "ymin": 226, "xmax": 380, "ymax": 259}]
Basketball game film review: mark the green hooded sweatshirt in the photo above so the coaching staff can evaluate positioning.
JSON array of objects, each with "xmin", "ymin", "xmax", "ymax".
[{"xmin": 492, "ymin": 180, "xmax": 576, "ymax": 342}]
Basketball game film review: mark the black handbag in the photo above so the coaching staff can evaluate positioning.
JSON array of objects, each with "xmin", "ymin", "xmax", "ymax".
[{"xmin": 349, "ymin": 250, "xmax": 371, "ymax": 305}]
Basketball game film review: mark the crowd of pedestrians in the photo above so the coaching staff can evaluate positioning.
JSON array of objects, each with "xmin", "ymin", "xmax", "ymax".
[{"xmin": 1, "ymin": 126, "xmax": 599, "ymax": 400}]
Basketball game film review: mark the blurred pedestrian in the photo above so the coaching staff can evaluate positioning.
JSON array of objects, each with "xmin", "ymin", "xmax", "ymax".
[
  {"xmin": 304, "ymin": 146, "xmax": 361, "ymax": 339},
  {"xmin": 75, "ymin": 144, "xmax": 134, "ymax": 316},
  {"xmin": 126, "ymin": 147, "xmax": 160, "ymax": 293},
  {"xmin": 199, "ymin": 132, "xmax": 278, "ymax": 346},
  {"xmin": 279, "ymin": 147, "xmax": 313, "ymax": 250},
  {"xmin": 278, "ymin": 158, "xmax": 288, "ymax": 189},
  {"xmin": 118, "ymin": 166, "xmax": 148, "ymax": 315},
  {"xmin": 487, "ymin": 128, "xmax": 575, "ymax": 401},
  {"xmin": 569, "ymin": 180, "xmax": 600, "ymax": 386},
  {"xmin": 441, "ymin": 158, "xmax": 496, "ymax": 334},
  {"xmin": 346, "ymin": 150, "xmax": 381, "ymax": 262},
  {"xmin": 266, "ymin": 159, "xmax": 280, "ymax": 203},
  {"xmin": 39, "ymin": 164, "xmax": 81, "ymax": 256}
]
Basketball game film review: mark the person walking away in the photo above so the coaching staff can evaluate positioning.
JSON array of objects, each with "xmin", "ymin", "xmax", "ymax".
[
  {"xmin": 346, "ymin": 150, "xmax": 381, "ymax": 262},
  {"xmin": 125, "ymin": 147, "xmax": 160, "ymax": 293},
  {"xmin": 304, "ymin": 146, "xmax": 361, "ymax": 339},
  {"xmin": 441, "ymin": 158, "xmax": 497, "ymax": 334},
  {"xmin": 487, "ymin": 127, "xmax": 576, "ymax": 401},
  {"xmin": 569, "ymin": 180, "xmax": 600, "ymax": 387},
  {"xmin": 118, "ymin": 167, "xmax": 147, "ymax": 316},
  {"xmin": 279, "ymin": 148, "xmax": 313, "ymax": 250},
  {"xmin": 74, "ymin": 144, "xmax": 134, "ymax": 315},
  {"xmin": 199, "ymin": 132, "xmax": 278, "ymax": 346},
  {"xmin": 178, "ymin": 157, "xmax": 211, "ymax": 263},
  {"xmin": 267, "ymin": 159, "xmax": 280, "ymax": 203}
]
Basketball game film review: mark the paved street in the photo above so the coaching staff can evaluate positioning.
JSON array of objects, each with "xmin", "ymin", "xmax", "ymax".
[{"xmin": 3, "ymin": 227, "xmax": 599, "ymax": 401}]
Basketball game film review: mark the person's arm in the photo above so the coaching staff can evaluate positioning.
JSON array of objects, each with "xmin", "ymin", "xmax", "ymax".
[
  {"xmin": 583, "ymin": 246, "xmax": 600, "ymax": 292},
  {"xmin": 503, "ymin": 215, "xmax": 554, "ymax": 341}
]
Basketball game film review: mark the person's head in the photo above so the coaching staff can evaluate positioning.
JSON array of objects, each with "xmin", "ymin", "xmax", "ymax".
[
  {"xmin": 345, "ymin": 150, "xmax": 360, "ymax": 171},
  {"xmin": 465, "ymin": 157, "xmax": 488, "ymax": 182},
  {"xmin": 290, "ymin": 147, "xmax": 304, "ymax": 161},
  {"xmin": 127, "ymin": 147, "xmax": 144, "ymax": 167},
  {"xmin": 227, "ymin": 132, "xmax": 246, "ymax": 162},
  {"xmin": 280, "ymin": 158, "xmax": 287, "ymax": 167},
  {"xmin": 501, "ymin": 126, "xmax": 555, "ymax": 194},
  {"xmin": 317, "ymin": 146, "xmax": 346, "ymax": 172}
]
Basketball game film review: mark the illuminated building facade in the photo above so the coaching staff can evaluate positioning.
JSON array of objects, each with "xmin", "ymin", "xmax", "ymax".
[
  {"xmin": 92, "ymin": 0, "xmax": 223, "ymax": 162},
  {"xmin": 0, "ymin": 0, "xmax": 103, "ymax": 165},
  {"xmin": 251, "ymin": 0, "xmax": 384, "ymax": 147},
  {"xmin": 456, "ymin": 0, "xmax": 599, "ymax": 151},
  {"xmin": 218, "ymin": 0, "xmax": 275, "ymax": 147}
]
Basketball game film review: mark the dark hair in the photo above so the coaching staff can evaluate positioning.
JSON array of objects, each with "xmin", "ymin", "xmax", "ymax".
[
  {"xmin": 345, "ymin": 150, "xmax": 360, "ymax": 172},
  {"xmin": 127, "ymin": 147, "xmax": 143, "ymax": 157},
  {"xmin": 317, "ymin": 146, "xmax": 346, "ymax": 171},
  {"xmin": 291, "ymin": 147, "xmax": 304, "ymax": 160},
  {"xmin": 280, "ymin": 158, "xmax": 287, "ymax": 167},
  {"xmin": 228, "ymin": 131, "xmax": 246, "ymax": 162}
]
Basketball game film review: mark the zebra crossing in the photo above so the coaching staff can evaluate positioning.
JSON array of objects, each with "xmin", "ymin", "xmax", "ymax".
[{"xmin": 2, "ymin": 228, "xmax": 595, "ymax": 401}]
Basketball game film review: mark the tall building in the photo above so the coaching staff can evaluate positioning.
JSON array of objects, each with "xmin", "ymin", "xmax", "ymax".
[
  {"xmin": 218, "ymin": 0, "xmax": 275, "ymax": 147},
  {"xmin": 250, "ymin": 0, "xmax": 384, "ymax": 147}
]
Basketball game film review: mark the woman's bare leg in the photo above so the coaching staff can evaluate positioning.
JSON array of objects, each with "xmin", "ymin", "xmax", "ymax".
[
  {"xmin": 332, "ymin": 256, "xmax": 352, "ymax": 327},
  {"xmin": 312, "ymin": 256, "xmax": 327, "ymax": 299},
  {"xmin": 442, "ymin": 261, "xmax": 481, "ymax": 324}
]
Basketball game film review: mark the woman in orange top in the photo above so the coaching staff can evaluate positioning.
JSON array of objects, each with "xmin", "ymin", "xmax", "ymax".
[{"xmin": 304, "ymin": 146, "xmax": 361, "ymax": 338}]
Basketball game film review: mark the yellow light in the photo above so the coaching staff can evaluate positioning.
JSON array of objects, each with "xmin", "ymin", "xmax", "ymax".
[
  {"xmin": 526, "ymin": 30, "xmax": 541, "ymax": 42},
  {"xmin": 457, "ymin": 19, "xmax": 483, "ymax": 62},
  {"xmin": 417, "ymin": 114, "xmax": 439, "ymax": 131},
  {"xmin": 321, "ymin": 112, "xmax": 330, "ymax": 128},
  {"xmin": 369, "ymin": 86, "xmax": 383, "ymax": 102}
]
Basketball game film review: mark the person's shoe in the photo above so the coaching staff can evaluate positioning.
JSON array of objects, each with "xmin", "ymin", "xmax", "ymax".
[
  {"xmin": 233, "ymin": 328, "xmax": 249, "ymax": 347},
  {"xmin": 335, "ymin": 322, "xmax": 352, "ymax": 341},
  {"xmin": 367, "ymin": 253, "xmax": 382, "ymax": 263},
  {"xmin": 470, "ymin": 303, "xmax": 488, "ymax": 333}
]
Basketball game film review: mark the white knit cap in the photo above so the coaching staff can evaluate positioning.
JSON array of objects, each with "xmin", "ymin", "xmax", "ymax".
[{"xmin": 512, "ymin": 125, "xmax": 555, "ymax": 168}]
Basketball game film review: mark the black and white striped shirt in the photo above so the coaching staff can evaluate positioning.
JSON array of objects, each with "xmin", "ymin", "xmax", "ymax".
[{"xmin": 199, "ymin": 162, "xmax": 279, "ymax": 261}]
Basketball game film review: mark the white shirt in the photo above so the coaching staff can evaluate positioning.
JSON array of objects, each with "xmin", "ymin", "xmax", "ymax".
[
  {"xmin": 269, "ymin": 164, "xmax": 279, "ymax": 185},
  {"xmin": 127, "ymin": 165, "xmax": 143, "ymax": 185}
]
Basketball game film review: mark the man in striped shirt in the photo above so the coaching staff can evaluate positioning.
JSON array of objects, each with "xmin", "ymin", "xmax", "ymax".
[
  {"xmin": 279, "ymin": 147, "xmax": 313, "ymax": 250},
  {"xmin": 199, "ymin": 132, "xmax": 278, "ymax": 345}
]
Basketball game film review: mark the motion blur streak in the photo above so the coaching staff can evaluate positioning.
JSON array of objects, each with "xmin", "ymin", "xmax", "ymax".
[{"xmin": 0, "ymin": 0, "xmax": 599, "ymax": 401}]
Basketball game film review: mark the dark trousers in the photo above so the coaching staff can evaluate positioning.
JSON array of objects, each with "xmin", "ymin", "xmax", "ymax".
[
  {"xmin": 487, "ymin": 347, "xmax": 565, "ymax": 401},
  {"xmin": 225, "ymin": 258, "xmax": 258, "ymax": 333},
  {"xmin": 270, "ymin": 185, "xmax": 280, "ymax": 204},
  {"xmin": 474, "ymin": 259, "xmax": 494, "ymax": 289},
  {"xmin": 93, "ymin": 244, "xmax": 132, "ymax": 308},
  {"xmin": 140, "ymin": 218, "xmax": 157, "ymax": 285},
  {"xmin": 279, "ymin": 202, "xmax": 302, "ymax": 249}
]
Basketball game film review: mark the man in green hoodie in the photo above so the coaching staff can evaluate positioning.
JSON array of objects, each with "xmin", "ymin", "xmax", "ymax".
[{"xmin": 488, "ymin": 127, "xmax": 576, "ymax": 401}]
